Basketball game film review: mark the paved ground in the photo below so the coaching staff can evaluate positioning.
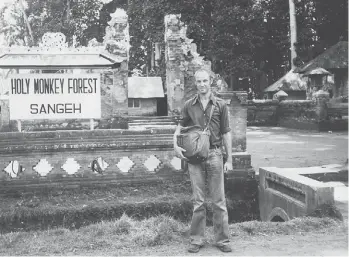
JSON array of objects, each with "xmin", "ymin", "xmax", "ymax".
[
  {"xmin": 247, "ymin": 126, "xmax": 348, "ymax": 221},
  {"xmin": 247, "ymin": 126, "xmax": 348, "ymax": 172}
]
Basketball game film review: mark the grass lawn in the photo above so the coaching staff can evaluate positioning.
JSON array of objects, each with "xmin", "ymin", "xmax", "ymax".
[
  {"xmin": 0, "ymin": 181, "xmax": 194, "ymax": 233},
  {"xmin": 0, "ymin": 178, "xmax": 260, "ymax": 233},
  {"xmin": 0, "ymin": 214, "xmax": 346, "ymax": 255}
]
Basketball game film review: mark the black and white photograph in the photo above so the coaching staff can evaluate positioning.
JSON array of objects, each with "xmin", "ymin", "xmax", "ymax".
[{"xmin": 0, "ymin": 0, "xmax": 347, "ymax": 255}]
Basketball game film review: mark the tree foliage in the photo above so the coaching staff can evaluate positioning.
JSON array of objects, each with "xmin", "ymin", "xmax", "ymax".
[{"xmin": 0, "ymin": 0, "xmax": 347, "ymax": 94}]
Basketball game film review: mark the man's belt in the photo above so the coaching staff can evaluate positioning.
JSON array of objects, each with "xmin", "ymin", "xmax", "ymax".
[{"xmin": 209, "ymin": 145, "xmax": 220, "ymax": 149}]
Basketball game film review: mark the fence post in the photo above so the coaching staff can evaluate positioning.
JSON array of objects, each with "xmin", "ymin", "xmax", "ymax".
[
  {"xmin": 90, "ymin": 118, "xmax": 94, "ymax": 130},
  {"xmin": 17, "ymin": 120, "xmax": 21, "ymax": 132}
]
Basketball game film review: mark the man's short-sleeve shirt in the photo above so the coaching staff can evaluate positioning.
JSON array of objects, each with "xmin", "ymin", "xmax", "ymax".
[{"xmin": 180, "ymin": 93, "xmax": 231, "ymax": 147}]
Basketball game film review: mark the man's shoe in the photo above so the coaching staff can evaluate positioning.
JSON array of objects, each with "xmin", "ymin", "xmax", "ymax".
[
  {"xmin": 216, "ymin": 244, "xmax": 232, "ymax": 252},
  {"xmin": 188, "ymin": 244, "xmax": 202, "ymax": 253}
]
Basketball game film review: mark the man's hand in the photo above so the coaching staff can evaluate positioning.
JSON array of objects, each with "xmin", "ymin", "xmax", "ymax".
[
  {"xmin": 223, "ymin": 161, "xmax": 233, "ymax": 173},
  {"xmin": 174, "ymin": 144, "xmax": 188, "ymax": 161}
]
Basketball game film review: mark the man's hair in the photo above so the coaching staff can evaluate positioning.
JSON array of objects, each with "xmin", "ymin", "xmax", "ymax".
[{"xmin": 194, "ymin": 68, "xmax": 213, "ymax": 81}]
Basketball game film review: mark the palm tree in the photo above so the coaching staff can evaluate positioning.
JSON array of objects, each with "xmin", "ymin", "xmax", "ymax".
[{"xmin": 289, "ymin": 0, "xmax": 297, "ymax": 69}]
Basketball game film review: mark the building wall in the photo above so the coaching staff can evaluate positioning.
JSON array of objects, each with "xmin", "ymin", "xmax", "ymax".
[{"xmin": 128, "ymin": 98, "xmax": 157, "ymax": 116}]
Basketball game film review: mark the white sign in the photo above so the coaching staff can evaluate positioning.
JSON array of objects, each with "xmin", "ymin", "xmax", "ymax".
[{"xmin": 7, "ymin": 74, "xmax": 101, "ymax": 120}]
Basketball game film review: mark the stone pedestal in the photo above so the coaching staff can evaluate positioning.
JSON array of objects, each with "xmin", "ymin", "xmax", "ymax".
[
  {"xmin": 217, "ymin": 91, "xmax": 254, "ymax": 177},
  {"xmin": 313, "ymin": 90, "xmax": 330, "ymax": 121}
]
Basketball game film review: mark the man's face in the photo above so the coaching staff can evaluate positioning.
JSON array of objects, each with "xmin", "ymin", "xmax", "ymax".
[{"xmin": 195, "ymin": 71, "xmax": 211, "ymax": 94}]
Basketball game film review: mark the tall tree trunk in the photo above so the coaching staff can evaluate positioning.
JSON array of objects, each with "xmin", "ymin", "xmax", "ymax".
[
  {"xmin": 19, "ymin": 0, "xmax": 34, "ymax": 46},
  {"xmin": 66, "ymin": 0, "xmax": 70, "ymax": 22},
  {"xmin": 289, "ymin": 0, "xmax": 297, "ymax": 69}
]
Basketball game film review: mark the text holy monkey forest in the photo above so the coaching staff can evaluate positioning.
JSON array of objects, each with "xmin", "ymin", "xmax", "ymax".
[{"xmin": 10, "ymin": 77, "xmax": 99, "ymax": 114}]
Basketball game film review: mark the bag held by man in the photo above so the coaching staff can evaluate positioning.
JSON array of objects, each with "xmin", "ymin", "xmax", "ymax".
[{"xmin": 177, "ymin": 105, "xmax": 215, "ymax": 164}]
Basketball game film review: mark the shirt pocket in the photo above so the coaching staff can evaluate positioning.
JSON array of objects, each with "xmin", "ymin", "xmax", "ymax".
[{"xmin": 210, "ymin": 106, "xmax": 221, "ymax": 123}]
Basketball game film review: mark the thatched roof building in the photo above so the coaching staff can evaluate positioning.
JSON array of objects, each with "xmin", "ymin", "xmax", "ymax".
[
  {"xmin": 294, "ymin": 41, "xmax": 348, "ymax": 99},
  {"xmin": 303, "ymin": 68, "xmax": 331, "ymax": 76},
  {"xmin": 264, "ymin": 70, "xmax": 307, "ymax": 99},
  {"xmin": 295, "ymin": 41, "xmax": 348, "ymax": 73}
]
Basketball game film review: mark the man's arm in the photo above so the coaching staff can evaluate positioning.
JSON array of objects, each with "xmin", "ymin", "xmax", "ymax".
[
  {"xmin": 219, "ymin": 101, "xmax": 233, "ymax": 172},
  {"xmin": 173, "ymin": 124, "xmax": 188, "ymax": 160},
  {"xmin": 222, "ymin": 131, "xmax": 233, "ymax": 172},
  {"xmin": 173, "ymin": 103, "xmax": 190, "ymax": 160}
]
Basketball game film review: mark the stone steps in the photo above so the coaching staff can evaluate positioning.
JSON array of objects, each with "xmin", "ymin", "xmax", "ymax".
[
  {"xmin": 0, "ymin": 130, "xmax": 175, "ymax": 154},
  {"xmin": 0, "ymin": 128, "xmax": 175, "ymax": 140},
  {"xmin": 128, "ymin": 116, "xmax": 177, "ymax": 130},
  {"xmin": 0, "ymin": 140, "xmax": 174, "ymax": 154},
  {"xmin": 129, "ymin": 121, "xmax": 175, "ymax": 126}
]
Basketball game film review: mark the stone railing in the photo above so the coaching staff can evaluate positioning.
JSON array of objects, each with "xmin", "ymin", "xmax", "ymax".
[
  {"xmin": 0, "ymin": 128, "xmax": 185, "ymax": 193},
  {"xmin": 247, "ymin": 98, "xmax": 348, "ymax": 131},
  {"xmin": 247, "ymin": 99, "xmax": 279, "ymax": 126},
  {"xmin": 259, "ymin": 164, "xmax": 346, "ymax": 221}
]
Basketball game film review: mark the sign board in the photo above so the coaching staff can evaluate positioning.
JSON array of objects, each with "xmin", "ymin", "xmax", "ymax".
[{"xmin": 7, "ymin": 74, "xmax": 101, "ymax": 120}]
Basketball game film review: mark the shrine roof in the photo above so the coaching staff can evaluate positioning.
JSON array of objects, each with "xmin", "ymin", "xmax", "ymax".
[
  {"xmin": 0, "ymin": 52, "xmax": 123, "ymax": 69},
  {"xmin": 295, "ymin": 41, "xmax": 348, "ymax": 73},
  {"xmin": 264, "ymin": 70, "xmax": 307, "ymax": 92}
]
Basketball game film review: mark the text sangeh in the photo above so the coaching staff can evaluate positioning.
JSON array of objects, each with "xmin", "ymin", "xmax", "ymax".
[{"xmin": 30, "ymin": 103, "xmax": 82, "ymax": 114}]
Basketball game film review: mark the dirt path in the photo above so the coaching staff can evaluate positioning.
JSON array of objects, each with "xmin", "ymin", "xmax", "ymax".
[
  {"xmin": 75, "ymin": 227, "xmax": 348, "ymax": 256},
  {"xmin": 247, "ymin": 126, "xmax": 348, "ymax": 171}
]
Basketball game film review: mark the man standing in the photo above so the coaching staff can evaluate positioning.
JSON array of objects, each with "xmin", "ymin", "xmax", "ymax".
[{"xmin": 173, "ymin": 69, "xmax": 233, "ymax": 253}]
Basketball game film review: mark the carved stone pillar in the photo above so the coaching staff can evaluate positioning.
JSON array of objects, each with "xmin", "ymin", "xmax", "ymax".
[
  {"xmin": 217, "ymin": 91, "xmax": 254, "ymax": 177},
  {"xmin": 103, "ymin": 9, "xmax": 129, "ymax": 116},
  {"xmin": 164, "ymin": 14, "xmax": 211, "ymax": 116},
  {"xmin": 313, "ymin": 90, "xmax": 330, "ymax": 122},
  {"xmin": 164, "ymin": 14, "xmax": 187, "ymax": 116}
]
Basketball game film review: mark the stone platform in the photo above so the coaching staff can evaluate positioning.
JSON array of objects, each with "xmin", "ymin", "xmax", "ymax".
[{"xmin": 259, "ymin": 164, "xmax": 348, "ymax": 221}]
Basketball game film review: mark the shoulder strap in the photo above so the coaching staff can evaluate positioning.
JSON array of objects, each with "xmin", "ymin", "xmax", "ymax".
[{"xmin": 204, "ymin": 104, "xmax": 215, "ymax": 130}]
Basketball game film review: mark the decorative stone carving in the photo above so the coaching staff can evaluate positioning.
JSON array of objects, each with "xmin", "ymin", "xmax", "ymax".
[
  {"xmin": 4, "ymin": 160, "xmax": 24, "ymax": 178},
  {"xmin": 117, "ymin": 156, "xmax": 134, "ymax": 173},
  {"xmin": 170, "ymin": 157, "xmax": 182, "ymax": 170},
  {"xmin": 89, "ymin": 157, "xmax": 109, "ymax": 174},
  {"xmin": 103, "ymin": 8, "xmax": 130, "ymax": 59},
  {"xmin": 233, "ymin": 91, "xmax": 248, "ymax": 104},
  {"xmin": 39, "ymin": 32, "xmax": 68, "ymax": 48},
  {"xmin": 61, "ymin": 158, "xmax": 81, "ymax": 175},
  {"xmin": 144, "ymin": 155, "xmax": 161, "ymax": 172},
  {"xmin": 33, "ymin": 159, "xmax": 53, "ymax": 177}
]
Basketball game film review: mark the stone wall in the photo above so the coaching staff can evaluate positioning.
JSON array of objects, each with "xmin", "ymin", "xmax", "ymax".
[
  {"xmin": 277, "ymin": 100, "xmax": 319, "ymax": 130},
  {"xmin": 247, "ymin": 97, "xmax": 348, "ymax": 131},
  {"xmin": 247, "ymin": 100, "xmax": 279, "ymax": 126},
  {"xmin": 0, "ymin": 129, "xmax": 184, "ymax": 193}
]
